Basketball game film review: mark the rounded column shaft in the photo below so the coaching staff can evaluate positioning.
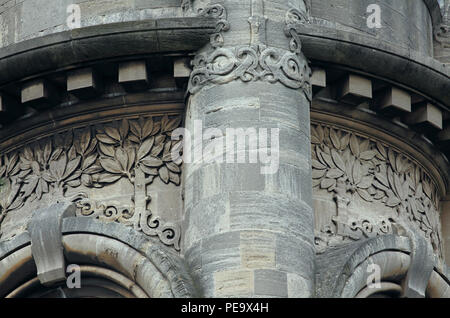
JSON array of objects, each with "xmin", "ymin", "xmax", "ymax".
[{"xmin": 182, "ymin": 0, "xmax": 314, "ymax": 298}]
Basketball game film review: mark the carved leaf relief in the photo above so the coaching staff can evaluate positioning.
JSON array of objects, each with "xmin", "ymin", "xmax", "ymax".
[
  {"xmin": 311, "ymin": 123, "xmax": 443, "ymax": 257},
  {"xmin": 0, "ymin": 115, "xmax": 183, "ymax": 250}
]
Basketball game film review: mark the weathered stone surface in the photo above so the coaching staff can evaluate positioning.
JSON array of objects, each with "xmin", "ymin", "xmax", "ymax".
[
  {"xmin": 254, "ymin": 269, "xmax": 288, "ymax": 297},
  {"xmin": 442, "ymin": 198, "xmax": 450, "ymax": 264},
  {"xmin": 287, "ymin": 273, "xmax": 312, "ymax": 298},
  {"xmin": 240, "ymin": 231, "xmax": 276, "ymax": 270},
  {"xmin": 310, "ymin": 0, "xmax": 434, "ymax": 55},
  {"xmin": 0, "ymin": 0, "xmax": 449, "ymax": 300},
  {"xmin": 214, "ymin": 269, "xmax": 254, "ymax": 297},
  {"xmin": 402, "ymin": 231, "xmax": 435, "ymax": 298},
  {"xmin": 0, "ymin": 244, "xmax": 35, "ymax": 298},
  {"xmin": 275, "ymin": 233, "xmax": 315, "ymax": 278},
  {"xmin": 183, "ymin": 0, "xmax": 315, "ymax": 298}
]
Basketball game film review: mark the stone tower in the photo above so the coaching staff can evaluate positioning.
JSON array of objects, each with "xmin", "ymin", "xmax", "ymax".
[{"xmin": 0, "ymin": 0, "xmax": 449, "ymax": 298}]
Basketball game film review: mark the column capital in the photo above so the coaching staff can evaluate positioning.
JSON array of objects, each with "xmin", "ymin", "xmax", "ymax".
[{"xmin": 187, "ymin": 0, "xmax": 312, "ymax": 101}]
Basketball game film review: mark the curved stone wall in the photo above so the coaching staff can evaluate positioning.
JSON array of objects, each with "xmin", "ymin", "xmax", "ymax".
[
  {"xmin": 310, "ymin": 0, "xmax": 435, "ymax": 56},
  {"xmin": 0, "ymin": 0, "xmax": 185, "ymax": 49}
]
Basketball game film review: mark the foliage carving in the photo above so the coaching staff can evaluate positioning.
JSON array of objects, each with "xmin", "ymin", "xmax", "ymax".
[
  {"xmin": 0, "ymin": 115, "xmax": 183, "ymax": 250},
  {"xmin": 311, "ymin": 123, "xmax": 442, "ymax": 257}
]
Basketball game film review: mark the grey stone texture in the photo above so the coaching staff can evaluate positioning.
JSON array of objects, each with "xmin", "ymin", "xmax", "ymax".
[
  {"xmin": 311, "ymin": 0, "xmax": 434, "ymax": 55},
  {"xmin": 182, "ymin": 0, "xmax": 315, "ymax": 297},
  {"xmin": 402, "ymin": 230, "xmax": 436, "ymax": 298},
  {"xmin": 0, "ymin": 0, "xmax": 449, "ymax": 299}
]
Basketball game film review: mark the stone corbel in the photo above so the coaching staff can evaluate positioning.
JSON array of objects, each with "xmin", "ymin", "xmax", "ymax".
[
  {"xmin": 400, "ymin": 225, "xmax": 436, "ymax": 298},
  {"xmin": 27, "ymin": 202, "xmax": 76, "ymax": 286}
]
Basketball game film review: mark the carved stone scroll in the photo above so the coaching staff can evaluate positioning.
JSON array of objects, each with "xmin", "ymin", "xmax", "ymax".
[
  {"xmin": 187, "ymin": 1, "xmax": 312, "ymax": 101},
  {"xmin": 188, "ymin": 44, "xmax": 312, "ymax": 97}
]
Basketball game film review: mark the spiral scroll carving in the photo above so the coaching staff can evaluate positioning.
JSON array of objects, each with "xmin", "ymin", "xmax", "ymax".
[{"xmin": 187, "ymin": 1, "xmax": 312, "ymax": 101}]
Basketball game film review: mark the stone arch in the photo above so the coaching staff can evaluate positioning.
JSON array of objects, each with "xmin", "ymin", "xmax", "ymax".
[
  {"xmin": 6, "ymin": 265, "xmax": 149, "ymax": 298},
  {"xmin": 355, "ymin": 282, "xmax": 403, "ymax": 298},
  {"xmin": 0, "ymin": 215, "xmax": 199, "ymax": 298},
  {"xmin": 331, "ymin": 234, "xmax": 450, "ymax": 298}
]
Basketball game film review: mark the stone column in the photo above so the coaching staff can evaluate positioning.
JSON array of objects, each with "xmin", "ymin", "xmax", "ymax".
[{"xmin": 182, "ymin": 0, "xmax": 314, "ymax": 297}]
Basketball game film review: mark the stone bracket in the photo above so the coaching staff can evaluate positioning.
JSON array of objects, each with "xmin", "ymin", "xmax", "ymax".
[
  {"xmin": 27, "ymin": 202, "xmax": 76, "ymax": 286},
  {"xmin": 402, "ymin": 230, "xmax": 435, "ymax": 298}
]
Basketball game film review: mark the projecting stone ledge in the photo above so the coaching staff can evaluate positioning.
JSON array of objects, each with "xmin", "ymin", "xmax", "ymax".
[{"xmin": 0, "ymin": 17, "xmax": 217, "ymax": 88}]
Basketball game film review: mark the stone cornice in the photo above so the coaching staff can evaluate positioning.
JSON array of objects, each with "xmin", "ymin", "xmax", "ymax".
[
  {"xmin": 0, "ymin": 17, "xmax": 217, "ymax": 87},
  {"xmin": 297, "ymin": 25, "xmax": 450, "ymax": 111}
]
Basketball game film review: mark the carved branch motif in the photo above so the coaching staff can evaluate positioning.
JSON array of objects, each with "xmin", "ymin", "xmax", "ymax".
[
  {"xmin": 315, "ymin": 215, "xmax": 395, "ymax": 253},
  {"xmin": 0, "ymin": 115, "xmax": 183, "ymax": 250},
  {"xmin": 311, "ymin": 123, "xmax": 443, "ymax": 257},
  {"xmin": 187, "ymin": 2, "xmax": 312, "ymax": 101}
]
